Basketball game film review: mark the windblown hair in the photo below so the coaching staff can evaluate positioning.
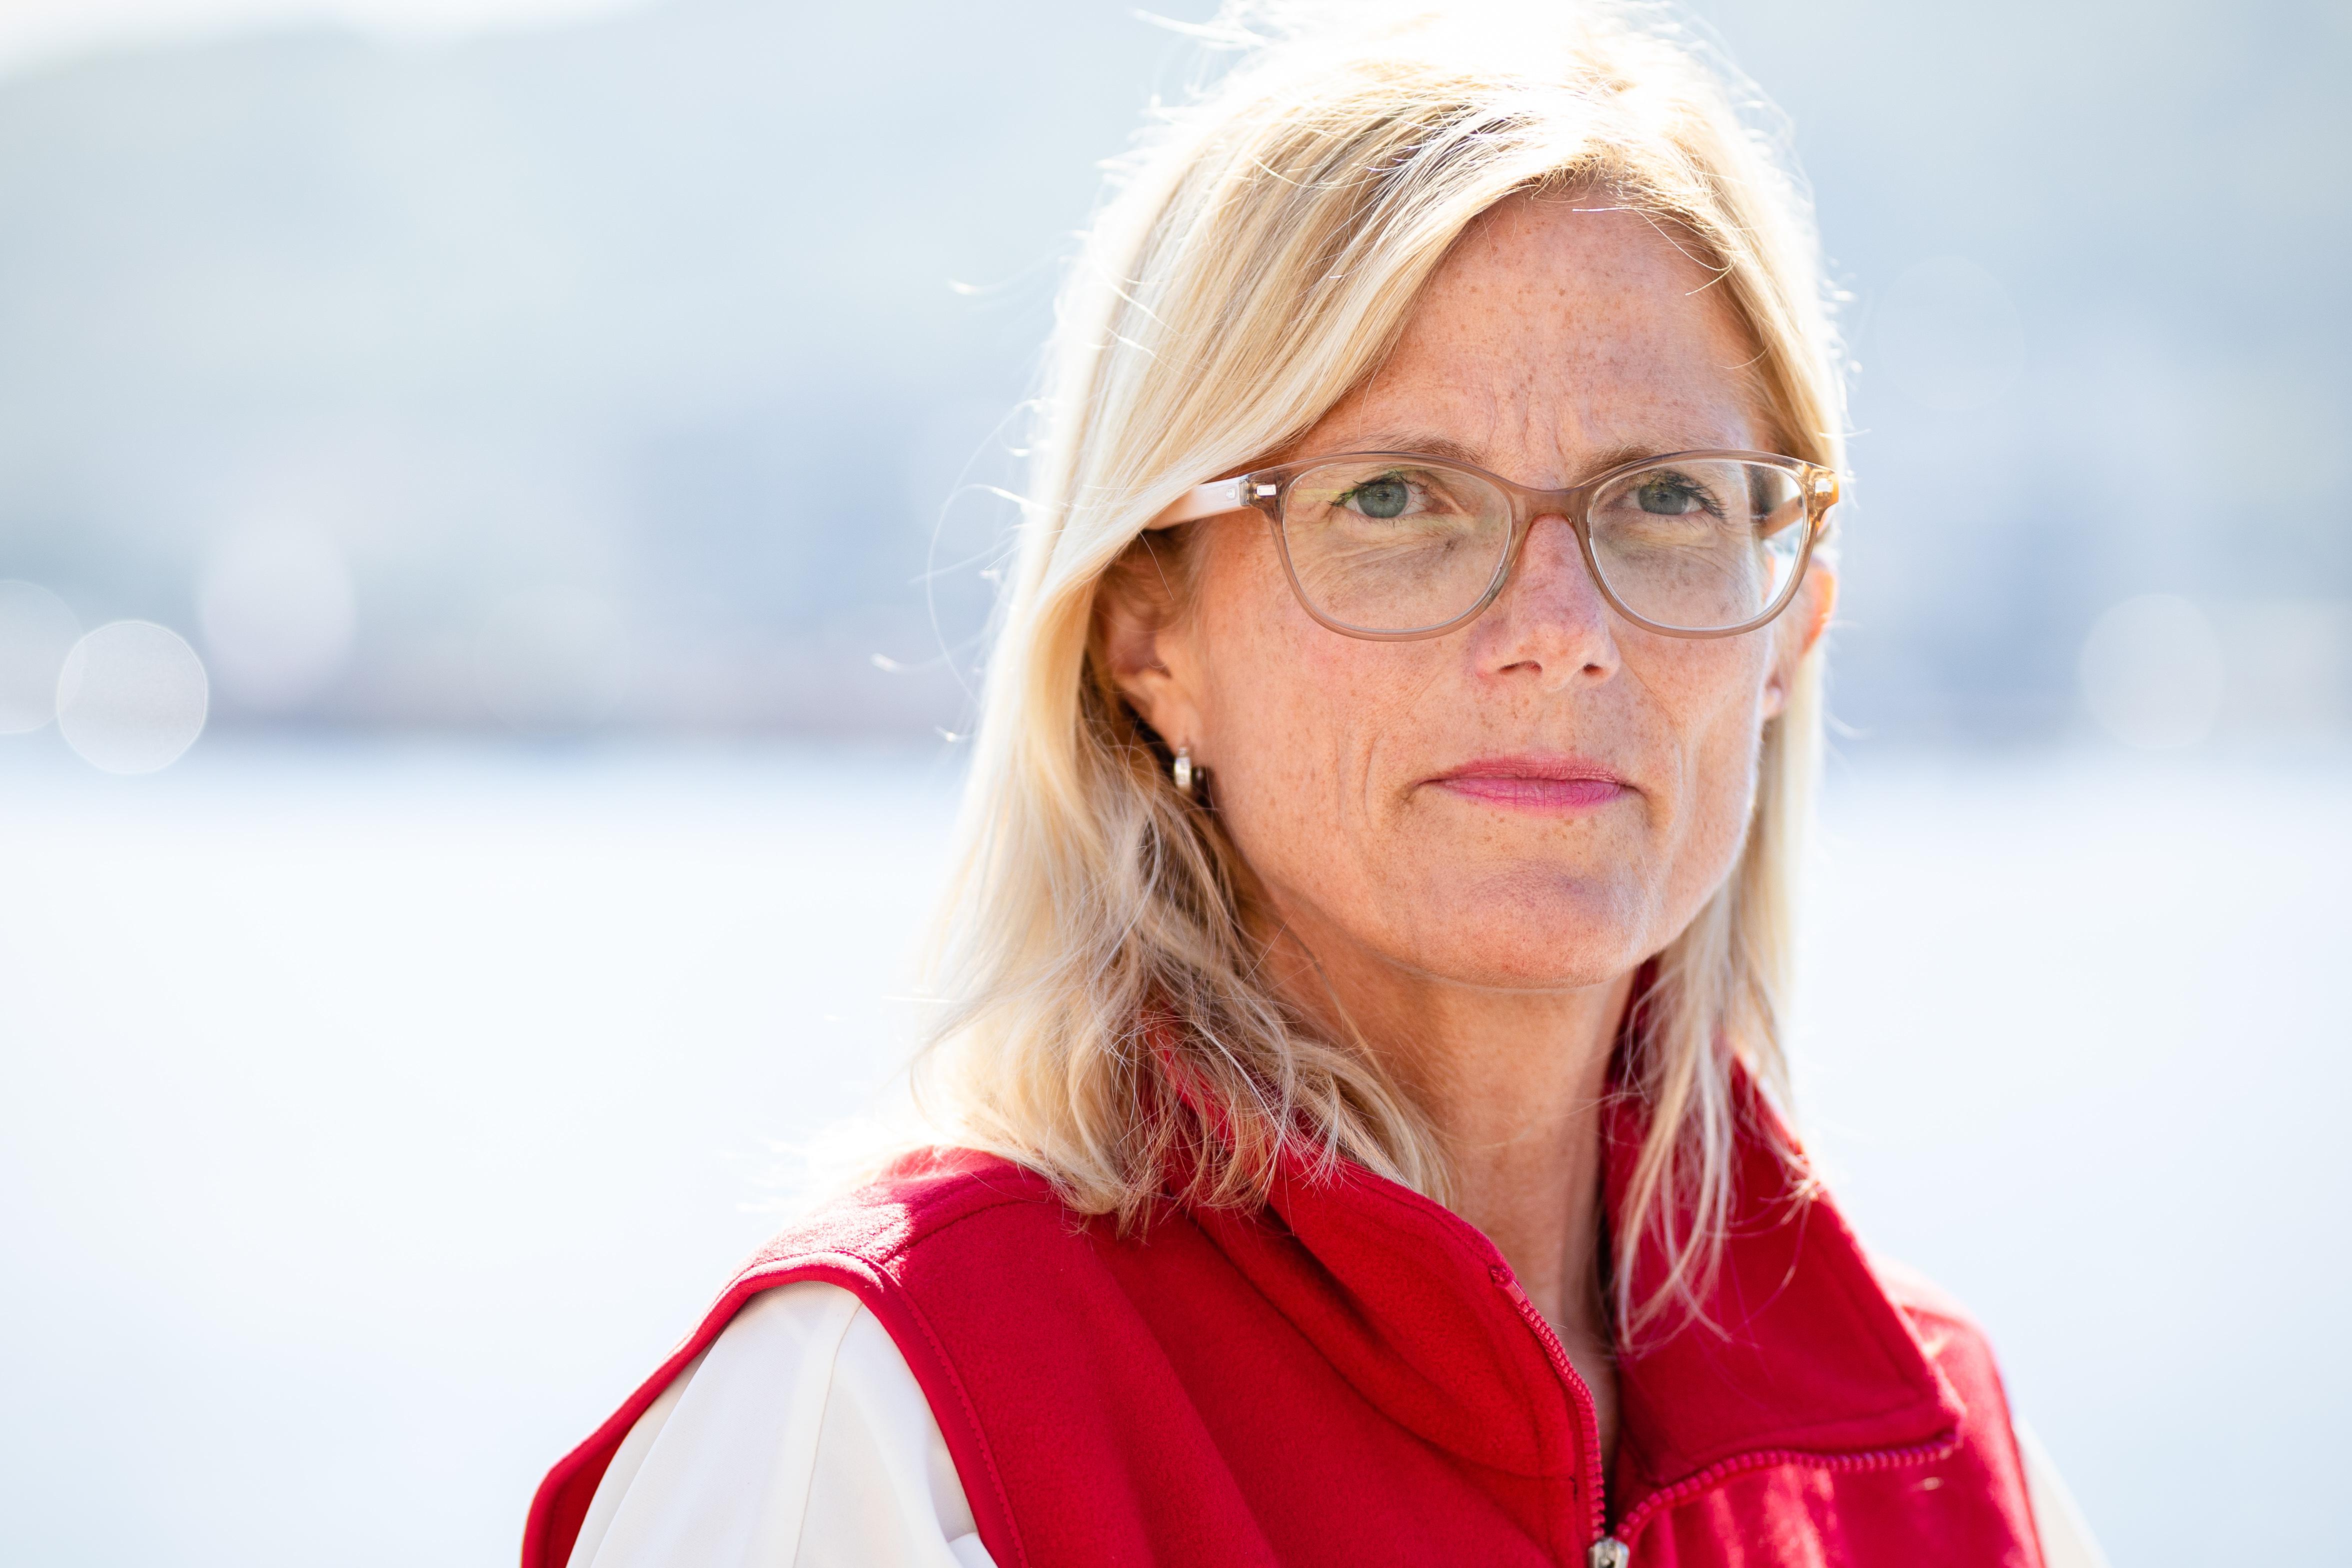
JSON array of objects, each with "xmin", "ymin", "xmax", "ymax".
[{"xmin": 914, "ymin": 0, "xmax": 1842, "ymax": 1336}]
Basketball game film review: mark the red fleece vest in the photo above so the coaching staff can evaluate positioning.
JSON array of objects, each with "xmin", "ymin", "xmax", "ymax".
[{"xmin": 526, "ymin": 1086, "xmax": 2044, "ymax": 1568}]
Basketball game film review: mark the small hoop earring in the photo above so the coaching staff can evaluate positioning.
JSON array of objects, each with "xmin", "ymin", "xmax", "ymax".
[{"xmin": 1170, "ymin": 746, "xmax": 1196, "ymax": 797}]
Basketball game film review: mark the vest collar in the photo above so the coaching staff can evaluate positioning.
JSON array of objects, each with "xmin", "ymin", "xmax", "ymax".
[
  {"xmin": 1178, "ymin": 1056, "xmax": 1963, "ymax": 1517},
  {"xmin": 1592, "ymin": 1072, "xmax": 1964, "ymax": 1514}
]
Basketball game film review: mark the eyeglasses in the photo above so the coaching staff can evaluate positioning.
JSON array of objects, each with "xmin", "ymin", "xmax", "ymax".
[{"xmin": 1148, "ymin": 448, "xmax": 1838, "ymax": 640}]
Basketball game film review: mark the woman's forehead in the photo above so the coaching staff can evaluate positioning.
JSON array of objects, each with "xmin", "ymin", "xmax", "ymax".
[{"xmin": 1294, "ymin": 201, "xmax": 1765, "ymax": 468}]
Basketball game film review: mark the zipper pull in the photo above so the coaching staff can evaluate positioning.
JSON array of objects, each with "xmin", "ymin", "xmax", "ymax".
[{"xmin": 1588, "ymin": 1538, "xmax": 1630, "ymax": 1568}]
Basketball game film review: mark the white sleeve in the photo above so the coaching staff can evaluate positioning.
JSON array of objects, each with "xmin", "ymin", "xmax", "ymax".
[
  {"xmin": 565, "ymin": 1280, "xmax": 998, "ymax": 1568},
  {"xmin": 2012, "ymin": 1420, "xmax": 2110, "ymax": 1568}
]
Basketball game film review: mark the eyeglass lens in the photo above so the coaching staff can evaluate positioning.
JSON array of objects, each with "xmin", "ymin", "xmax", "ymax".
[{"xmin": 1278, "ymin": 457, "xmax": 1809, "ymax": 634}]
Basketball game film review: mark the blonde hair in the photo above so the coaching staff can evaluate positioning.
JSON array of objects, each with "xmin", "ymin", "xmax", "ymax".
[{"xmin": 914, "ymin": 0, "xmax": 1842, "ymax": 1334}]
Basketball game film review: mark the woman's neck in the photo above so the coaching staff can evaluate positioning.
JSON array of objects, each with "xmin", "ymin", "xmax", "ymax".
[{"xmin": 1258, "ymin": 918, "xmax": 1632, "ymax": 1456}]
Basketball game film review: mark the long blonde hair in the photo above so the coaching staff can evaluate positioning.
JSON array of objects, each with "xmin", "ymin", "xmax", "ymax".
[{"xmin": 914, "ymin": 0, "xmax": 1842, "ymax": 1334}]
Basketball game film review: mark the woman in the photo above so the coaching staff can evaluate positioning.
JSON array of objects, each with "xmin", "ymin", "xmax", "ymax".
[{"xmin": 528, "ymin": 6, "xmax": 2103, "ymax": 1565}]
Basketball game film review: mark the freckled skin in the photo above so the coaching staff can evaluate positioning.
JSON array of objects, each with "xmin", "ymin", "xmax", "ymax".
[
  {"xmin": 1105, "ymin": 194, "xmax": 1834, "ymax": 1458},
  {"xmin": 1164, "ymin": 198, "xmax": 1816, "ymax": 992}
]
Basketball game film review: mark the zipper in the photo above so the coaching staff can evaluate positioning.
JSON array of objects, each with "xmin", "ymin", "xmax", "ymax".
[
  {"xmin": 1288, "ymin": 1160, "xmax": 1957, "ymax": 1566},
  {"xmin": 1606, "ymin": 1433, "xmax": 1960, "ymax": 1550},
  {"xmin": 1494, "ymin": 1268, "xmax": 1950, "ymax": 1566},
  {"xmin": 1492, "ymin": 1266, "xmax": 1612, "ymax": 1561}
]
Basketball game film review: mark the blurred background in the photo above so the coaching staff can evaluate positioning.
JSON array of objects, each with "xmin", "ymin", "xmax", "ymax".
[{"xmin": 0, "ymin": 0, "xmax": 2343, "ymax": 1564}]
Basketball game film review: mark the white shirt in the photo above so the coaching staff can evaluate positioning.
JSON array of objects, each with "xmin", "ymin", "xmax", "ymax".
[
  {"xmin": 565, "ymin": 1282, "xmax": 996, "ymax": 1568},
  {"xmin": 566, "ymin": 1282, "xmax": 2107, "ymax": 1568}
]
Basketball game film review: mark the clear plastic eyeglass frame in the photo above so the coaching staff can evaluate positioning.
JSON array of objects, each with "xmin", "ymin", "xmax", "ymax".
[{"xmin": 1147, "ymin": 448, "xmax": 1840, "ymax": 640}]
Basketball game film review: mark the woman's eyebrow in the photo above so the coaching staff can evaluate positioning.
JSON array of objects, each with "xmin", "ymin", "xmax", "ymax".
[
  {"xmin": 1572, "ymin": 442, "xmax": 1670, "ymax": 480},
  {"xmin": 1328, "ymin": 431, "xmax": 1490, "ymax": 466}
]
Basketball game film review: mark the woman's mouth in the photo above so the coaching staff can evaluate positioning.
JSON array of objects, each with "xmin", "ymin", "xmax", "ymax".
[{"xmin": 1424, "ymin": 755, "xmax": 1631, "ymax": 812}]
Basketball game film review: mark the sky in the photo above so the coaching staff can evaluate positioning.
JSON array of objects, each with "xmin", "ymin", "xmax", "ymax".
[
  {"xmin": 0, "ymin": 0, "xmax": 2338, "ymax": 746},
  {"xmin": 0, "ymin": 0, "xmax": 654, "ymax": 72}
]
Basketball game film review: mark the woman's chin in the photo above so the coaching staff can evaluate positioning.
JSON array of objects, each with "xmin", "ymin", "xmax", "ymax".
[{"xmin": 1392, "ymin": 885, "xmax": 1652, "ymax": 990}]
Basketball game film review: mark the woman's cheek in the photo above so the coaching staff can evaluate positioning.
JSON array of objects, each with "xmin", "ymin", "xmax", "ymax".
[{"xmin": 1636, "ymin": 644, "xmax": 1769, "ymax": 902}]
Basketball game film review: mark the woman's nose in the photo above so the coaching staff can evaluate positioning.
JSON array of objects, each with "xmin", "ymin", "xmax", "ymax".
[{"xmin": 1468, "ymin": 514, "xmax": 1620, "ymax": 686}]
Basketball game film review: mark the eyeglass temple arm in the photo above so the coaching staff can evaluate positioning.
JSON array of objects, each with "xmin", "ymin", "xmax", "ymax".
[{"xmin": 1146, "ymin": 476, "xmax": 1256, "ymax": 530}]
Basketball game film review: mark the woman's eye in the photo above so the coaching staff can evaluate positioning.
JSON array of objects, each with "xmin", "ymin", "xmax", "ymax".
[
  {"xmin": 1634, "ymin": 476, "xmax": 1710, "ymax": 516},
  {"xmin": 1348, "ymin": 477, "xmax": 1414, "ymax": 518}
]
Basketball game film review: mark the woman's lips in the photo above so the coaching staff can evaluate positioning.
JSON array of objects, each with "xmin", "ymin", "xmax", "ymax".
[{"xmin": 1426, "ymin": 756, "xmax": 1630, "ymax": 812}]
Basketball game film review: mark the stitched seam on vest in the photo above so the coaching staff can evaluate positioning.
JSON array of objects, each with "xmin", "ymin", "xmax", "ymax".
[
  {"xmin": 528, "ymin": 1167, "xmax": 1046, "ymax": 1568},
  {"xmin": 746, "ymin": 1246, "xmax": 1034, "ymax": 1568},
  {"xmin": 756, "ymin": 1184, "xmax": 1053, "ymax": 1566},
  {"xmin": 870, "ymin": 1190, "xmax": 1072, "ymax": 1568}
]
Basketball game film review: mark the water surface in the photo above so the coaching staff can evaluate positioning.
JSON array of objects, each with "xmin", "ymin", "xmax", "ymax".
[{"xmin": 0, "ymin": 738, "xmax": 2340, "ymax": 1566}]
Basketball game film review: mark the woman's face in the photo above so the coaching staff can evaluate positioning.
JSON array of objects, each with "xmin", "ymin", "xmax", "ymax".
[{"xmin": 1110, "ymin": 196, "xmax": 1832, "ymax": 999}]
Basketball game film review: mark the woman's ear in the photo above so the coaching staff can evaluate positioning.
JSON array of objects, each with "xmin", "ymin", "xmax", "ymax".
[
  {"xmin": 1095, "ymin": 536, "xmax": 1208, "ymax": 752},
  {"xmin": 1762, "ymin": 562, "xmax": 1836, "ymax": 719}
]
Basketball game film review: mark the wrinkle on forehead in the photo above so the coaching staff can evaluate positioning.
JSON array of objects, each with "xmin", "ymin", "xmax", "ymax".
[{"xmin": 1292, "ymin": 195, "xmax": 1771, "ymax": 486}]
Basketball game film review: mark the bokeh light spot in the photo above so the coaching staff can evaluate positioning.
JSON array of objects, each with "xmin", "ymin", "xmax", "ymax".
[
  {"xmin": 56, "ymin": 620, "xmax": 210, "ymax": 772},
  {"xmin": 2078, "ymin": 594, "xmax": 2224, "ymax": 750}
]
